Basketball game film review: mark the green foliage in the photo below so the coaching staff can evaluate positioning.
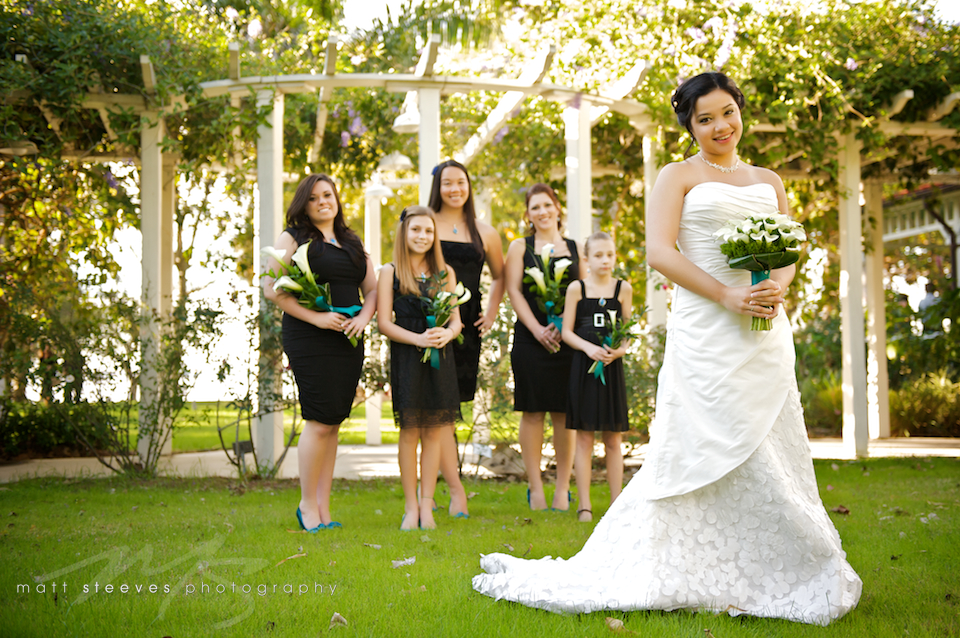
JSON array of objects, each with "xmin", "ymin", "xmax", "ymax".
[
  {"xmin": 890, "ymin": 371, "xmax": 960, "ymax": 437},
  {"xmin": 0, "ymin": 399, "xmax": 114, "ymax": 459},
  {"xmin": 622, "ymin": 327, "xmax": 665, "ymax": 440}
]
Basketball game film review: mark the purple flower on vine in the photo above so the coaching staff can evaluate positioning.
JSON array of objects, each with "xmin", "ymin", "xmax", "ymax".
[
  {"xmin": 340, "ymin": 131, "xmax": 351, "ymax": 147},
  {"xmin": 348, "ymin": 116, "xmax": 367, "ymax": 136},
  {"xmin": 493, "ymin": 125, "xmax": 509, "ymax": 144},
  {"xmin": 686, "ymin": 27, "xmax": 708, "ymax": 45},
  {"xmin": 844, "ymin": 58, "xmax": 858, "ymax": 71},
  {"xmin": 104, "ymin": 171, "xmax": 118, "ymax": 190},
  {"xmin": 703, "ymin": 17, "xmax": 724, "ymax": 35}
]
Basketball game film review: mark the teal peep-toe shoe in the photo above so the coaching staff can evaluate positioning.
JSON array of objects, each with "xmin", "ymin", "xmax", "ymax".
[{"xmin": 296, "ymin": 508, "xmax": 324, "ymax": 533}]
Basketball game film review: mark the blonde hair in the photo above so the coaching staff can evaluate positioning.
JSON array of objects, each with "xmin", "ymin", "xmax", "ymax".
[
  {"xmin": 584, "ymin": 230, "xmax": 613, "ymax": 255},
  {"xmin": 392, "ymin": 206, "xmax": 449, "ymax": 296}
]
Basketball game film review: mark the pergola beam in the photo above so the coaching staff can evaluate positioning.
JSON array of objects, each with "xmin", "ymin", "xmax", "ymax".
[
  {"xmin": 928, "ymin": 92, "xmax": 960, "ymax": 121},
  {"xmin": 308, "ymin": 35, "xmax": 339, "ymax": 165},
  {"xmin": 879, "ymin": 89, "xmax": 914, "ymax": 120},
  {"xmin": 454, "ymin": 44, "xmax": 556, "ymax": 165},
  {"xmin": 590, "ymin": 60, "xmax": 652, "ymax": 124}
]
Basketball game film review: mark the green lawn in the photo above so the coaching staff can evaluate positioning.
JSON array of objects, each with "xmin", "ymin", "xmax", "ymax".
[
  {"xmin": 170, "ymin": 401, "xmax": 487, "ymax": 452},
  {"xmin": 1, "ymin": 458, "xmax": 957, "ymax": 637}
]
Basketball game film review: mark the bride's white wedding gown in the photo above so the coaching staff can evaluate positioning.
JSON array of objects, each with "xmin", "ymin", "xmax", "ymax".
[{"xmin": 473, "ymin": 182, "xmax": 862, "ymax": 625}]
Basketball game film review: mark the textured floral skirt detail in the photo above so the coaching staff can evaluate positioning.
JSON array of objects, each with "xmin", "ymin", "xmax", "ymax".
[{"xmin": 473, "ymin": 386, "xmax": 862, "ymax": 625}]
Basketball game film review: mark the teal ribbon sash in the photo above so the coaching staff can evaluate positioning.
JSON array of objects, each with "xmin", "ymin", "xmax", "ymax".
[
  {"xmin": 591, "ymin": 335, "xmax": 612, "ymax": 385},
  {"xmin": 314, "ymin": 295, "xmax": 362, "ymax": 318},
  {"xmin": 425, "ymin": 315, "xmax": 439, "ymax": 369},
  {"xmin": 545, "ymin": 301, "xmax": 562, "ymax": 331}
]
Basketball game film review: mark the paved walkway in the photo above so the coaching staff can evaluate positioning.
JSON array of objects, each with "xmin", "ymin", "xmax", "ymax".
[{"xmin": 1, "ymin": 437, "xmax": 957, "ymax": 484}]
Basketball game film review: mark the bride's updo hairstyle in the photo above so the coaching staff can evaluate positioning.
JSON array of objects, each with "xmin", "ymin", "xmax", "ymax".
[{"xmin": 671, "ymin": 72, "xmax": 746, "ymax": 155}]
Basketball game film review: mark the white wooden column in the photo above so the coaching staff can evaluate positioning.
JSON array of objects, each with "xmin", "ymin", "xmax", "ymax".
[
  {"xmin": 157, "ymin": 155, "xmax": 176, "ymax": 456},
  {"xmin": 643, "ymin": 131, "xmax": 668, "ymax": 328},
  {"xmin": 137, "ymin": 112, "xmax": 164, "ymax": 461},
  {"xmin": 418, "ymin": 88, "xmax": 441, "ymax": 205},
  {"xmin": 255, "ymin": 89, "xmax": 285, "ymax": 471},
  {"xmin": 564, "ymin": 98, "xmax": 592, "ymax": 243},
  {"xmin": 864, "ymin": 180, "xmax": 890, "ymax": 439},
  {"xmin": 837, "ymin": 133, "xmax": 869, "ymax": 457},
  {"xmin": 363, "ymin": 184, "xmax": 390, "ymax": 445}
]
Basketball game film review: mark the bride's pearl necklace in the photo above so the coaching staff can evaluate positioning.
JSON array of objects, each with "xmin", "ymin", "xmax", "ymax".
[{"xmin": 698, "ymin": 151, "xmax": 740, "ymax": 174}]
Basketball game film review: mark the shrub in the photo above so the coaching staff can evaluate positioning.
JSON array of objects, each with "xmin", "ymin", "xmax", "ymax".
[
  {"xmin": 799, "ymin": 373, "xmax": 843, "ymax": 436},
  {"xmin": 0, "ymin": 400, "xmax": 116, "ymax": 459},
  {"xmin": 889, "ymin": 371, "xmax": 960, "ymax": 437}
]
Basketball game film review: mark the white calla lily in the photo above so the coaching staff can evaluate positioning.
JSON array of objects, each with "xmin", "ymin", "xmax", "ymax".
[
  {"xmin": 540, "ymin": 243, "xmax": 555, "ymax": 265},
  {"xmin": 608, "ymin": 309, "xmax": 618, "ymax": 328},
  {"xmin": 260, "ymin": 246, "xmax": 290, "ymax": 268},
  {"xmin": 291, "ymin": 242, "xmax": 316, "ymax": 284},
  {"xmin": 525, "ymin": 266, "xmax": 548, "ymax": 295},
  {"xmin": 455, "ymin": 282, "xmax": 472, "ymax": 305},
  {"xmin": 553, "ymin": 257, "xmax": 573, "ymax": 282},
  {"xmin": 273, "ymin": 276, "xmax": 304, "ymax": 293}
]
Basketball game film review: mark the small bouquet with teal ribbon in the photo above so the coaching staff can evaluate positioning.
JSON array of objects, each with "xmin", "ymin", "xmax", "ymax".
[
  {"xmin": 418, "ymin": 271, "xmax": 471, "ymax": 369},
  {"xmin": 523, "ymin": 242, "xmax": 573, "ymax": 333},
  {"xmin": 587, "ymin": 310, "xmax": 640, "ymax": 385},
  {"xmin": 261, "ymin": 241, "xmax": 362, "ymax": 346},
  {"xmin": 714, "ymin": 213, "xmax": 806, "ymax": 331}
]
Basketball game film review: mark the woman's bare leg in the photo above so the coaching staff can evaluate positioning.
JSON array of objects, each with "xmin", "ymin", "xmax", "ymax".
[
  {"xmin": 518, "ymin": 412, "xmax": 548, "ymax": 510},
  {"xmin": 550, "ymin": 412, "xmax": 575, "ymax": 511}
]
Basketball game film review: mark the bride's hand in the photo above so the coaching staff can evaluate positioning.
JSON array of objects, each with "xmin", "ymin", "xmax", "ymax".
[{"xmin": 722, "ymin": 280, "xmax": 784, "ymax": 319}]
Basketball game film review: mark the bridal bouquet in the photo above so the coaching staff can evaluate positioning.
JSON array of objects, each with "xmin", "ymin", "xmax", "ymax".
[
  {"xmin": 714, "ymin": 213, "xmax": 806, "ymax": 330},
  {"xmin": 523, "ymin": 242, "xmax": 573, "ymax": 332},
  {"xmin": 419, "ymin": 271, "xmax": 471, "ymax": 369},
  {"xmin": 261, "ymin": 241, "xmax": 361, "ymax": 346},
  {"xmin": 587, "ymin": 310, "xmax": 640, "ymax": 385}
]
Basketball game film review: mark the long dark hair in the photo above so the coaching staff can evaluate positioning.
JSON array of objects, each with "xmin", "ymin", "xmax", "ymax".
[
  {"xmin": 426, "ymin": 159, "xmax": 483, "ymax": 254},
  {"xmin": 285, "ymin": 174, "xmax": 366, "ymax": 271},
  {"xmin": 524, "ymin": 183, "xmax": 564, "ymax": 235},
  {"xmin": 671, "ymin": 72, "xmax": 746, "ymax": 155}
]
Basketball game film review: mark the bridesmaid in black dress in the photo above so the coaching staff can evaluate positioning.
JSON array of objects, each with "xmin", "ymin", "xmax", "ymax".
[
  {"xmin": 262, "ymin": 174, "xmax": 378, "ymax": 533},
  {"xmin": 505, "ymin": 183, "xmax": 583, "ymax": 511},
  {"xmin": 427, "ymin": 159, "xmax": 505, "ymax": 517}
]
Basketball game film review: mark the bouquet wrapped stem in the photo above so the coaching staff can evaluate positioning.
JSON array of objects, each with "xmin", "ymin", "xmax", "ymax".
[
  {"xmin": 523, "ymin": 243, "xmax": 573, "ymax": 338},
  {"xmin": 419, "ymin": 271, "xmax": 471, "ymax": 369},
  {"xmin": 261, "ymin": 241, "xmax": 361, "ymax": 346},
  {"xmin": 585, "ymin": 309, "xmax": 641, "ymax": 385},
  {"xmin": 714, "ymin": 214, "xmax": 806, "ymax": 331}
]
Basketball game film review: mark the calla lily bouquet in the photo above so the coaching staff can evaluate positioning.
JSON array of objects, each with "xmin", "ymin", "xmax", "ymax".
[
  {"xmin": 418, "ymin": 271, "xmax": 471, "ymax": 368},
  {"xmin": 587, "ymin": 310, "xmax": 641, "ymax": 385},
  {"xmin": 261, "ymin": 241, "xmax": 361, "ymax": 346},
  {"xmin": 523, "ymin": 242, "xmax": 573, "ymax": 332},
  {"xmin": 713, "ymin": 213, "xmax": 806, "ymax": 331}
]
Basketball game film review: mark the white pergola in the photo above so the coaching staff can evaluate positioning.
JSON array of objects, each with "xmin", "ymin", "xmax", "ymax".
[{"xmin": 16, "ymin": 40, "xmax": 959, "ymax": 467}]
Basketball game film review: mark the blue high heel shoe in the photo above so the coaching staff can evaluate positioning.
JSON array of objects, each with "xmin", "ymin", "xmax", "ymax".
[{"xmin": 296, "ymin": 507, "xmax": 324, "ymax": 533}]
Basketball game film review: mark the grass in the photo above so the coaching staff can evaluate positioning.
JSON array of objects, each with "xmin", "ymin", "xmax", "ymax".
[
  {"xmin": 0, "ymin": 458, "xmax": 957, "ymax": 637},
  {"xmin": 169, "ymin": 401, "xmax": 494, "ymax": 452}
]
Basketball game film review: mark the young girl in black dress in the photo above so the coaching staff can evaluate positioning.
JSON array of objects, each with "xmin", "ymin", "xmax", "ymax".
[
  {"xmin": 262, "ymin": 174, "xmax": 378, "ymax": 533},
  {"xmin": 377, "ymin": 206, "xmax": 465, "ymax": 531},
  {"xmin": 427, "ymin": 159, "xmax": 505, "ymax": 518},
  {"xmin": 505, "ymin": 183, "xmax": 583, "ymax": 511},
  {"xmin": 561, "ymin": 231, "xmax": 632, "ymax": 523}
]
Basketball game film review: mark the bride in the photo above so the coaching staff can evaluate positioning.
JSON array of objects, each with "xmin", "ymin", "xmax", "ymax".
[{"xmin": 472, "ymin": 72, "xmax": 862, "ymax": 625}]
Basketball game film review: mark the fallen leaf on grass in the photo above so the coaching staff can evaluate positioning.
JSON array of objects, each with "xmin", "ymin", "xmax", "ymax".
[
  {"xmin": 502, "ymin": 543, "xmax": 514, "ymax": 552},
  {"xmin": 831, "ymin": 505, "xmax": 850, "ymax": 515},
  {"xmin": 420, "ymin": 534, "xmax": 431, "ymax": 543},
  {"xmin": 704, "ymin": 630, "xmax": 717, "ymax": 638},
  {"xmin": 605, "ymin": 617, "xmax": 624, "ymax": 631},
  {"xmin": 522, "ymin": 543, "xmax": 532, "ymax": 558},
  {"xmin": 363, "ymin": 543, "xmax": 381, "ymax": 550},
  {"xmin": 826, "ymin": 485, "xmax": 834, "ymax": 491},
  {"xmin": 329, "ymin": 612, "xmax": 348, "ymax": 628},
  {"xmin": 467, "ymin": 492, "xmax": 479, "ymax": 500},
  {"xmin": 891, "ymin": 554, "xmax": 901, "ymax": 561},
  {"xmin": 392, "ymin": 556, "xmax": 416, "ymax": 568},
  {"xmin": 275, "ymin": 552, "xmax": 306, "ymax": 567}
]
